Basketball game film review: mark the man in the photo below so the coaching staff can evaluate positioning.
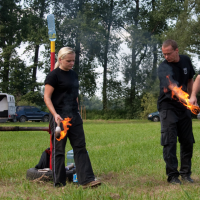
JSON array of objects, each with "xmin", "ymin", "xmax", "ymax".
[
  {"xmin": 189, "ymin": 74, "xmax": 200, "ymax": 106},
  {"xmin": 157, "ymin": 39, "xmax": 195, "ymax": 184}
]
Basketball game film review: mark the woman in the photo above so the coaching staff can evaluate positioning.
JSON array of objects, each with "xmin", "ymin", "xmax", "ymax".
[{"xmin": 44, "ymin": 47, "xmax": 101, "ymax": 188}]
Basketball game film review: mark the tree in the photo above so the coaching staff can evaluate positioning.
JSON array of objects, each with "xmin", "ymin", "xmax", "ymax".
[
  {"xmin": 53, "ymin": 0, "xmax": 101, "ymax": 98},
  {"xmin": 9, "ymin": 57, "xmax": 32, "ymax": 97},
  {"xmin": 121, "ymin": 0, "xmax": 151, "ymax": 116},
  {"xmin": 161, "ymin": 0, "xmax": 200, "ymax": 58},
  {"xmin": 80, "ymin": 96, "xmax": 102, "ymax": 110},
  {"xmin": 86, "ymin": 0, "xmax": 123, "ymax": 110},
  {"xmin": 120, "ymin": 0, "xmax": 186, "ymax": 118},
  {"xmin": 23, "ymin": 0, "xmax": 51, "ymax": 91},
  {"xmin": 53, "ymin": 0, "xmax": 124, "ymax": 111},
  {"xmin": 0, "ymin": 0, "xmax": 24, "ymax": 92},
  {"xmin": 140, "ymin": 92, "xmax": 158, "ymax": 119}
]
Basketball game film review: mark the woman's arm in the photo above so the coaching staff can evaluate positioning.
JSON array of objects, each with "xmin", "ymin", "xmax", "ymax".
[
  {"xmin": 187, "ymin": 78, "xmax": 194, "ymax": 97},
  {"xmin": 44, "ymin": 84, "xmax": 63, "ymax": 123},
  {"xmin": 189, "ymin": 75, "xmax": 200, "ymax": 106},
  {"xmin": 77, "ymin": 97, "xmax": 79, "ymax": 110}
]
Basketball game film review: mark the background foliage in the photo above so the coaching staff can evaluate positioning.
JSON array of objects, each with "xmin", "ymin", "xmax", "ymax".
[{"xmin": 0, "ymin": 0, "xmax": 200, "ymax": 118}]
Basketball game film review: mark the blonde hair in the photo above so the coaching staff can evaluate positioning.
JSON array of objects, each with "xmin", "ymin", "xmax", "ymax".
[{"xmin": 54, "ymin": 47, "xmax": 75, "ymax": 69}]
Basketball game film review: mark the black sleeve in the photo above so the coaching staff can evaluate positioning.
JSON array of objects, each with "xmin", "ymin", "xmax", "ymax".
[{"xmin": 44, "ymin": 71, "xmax": 58, "ymax": 88}]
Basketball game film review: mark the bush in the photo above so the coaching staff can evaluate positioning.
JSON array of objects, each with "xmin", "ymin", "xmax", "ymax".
[
  {"xmin": 15, "ymin": 91, "xmax": 48, "ymax": 112},
  {"xmin": 17, "ymin": 100, "xmax": 37, "ymax": 107},
  {"xmin": 84, "ymin": 109, "xmax": 140, "ymax": 120},
  {"xmin": 140, "ymin": 93, "xmax": 158, "ymax": 119}
]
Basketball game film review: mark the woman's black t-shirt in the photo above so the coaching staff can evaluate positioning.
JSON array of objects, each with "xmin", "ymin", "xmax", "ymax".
[{"xmin": 45, "ymin": 68, "xmax": 79, "ymax": 117}]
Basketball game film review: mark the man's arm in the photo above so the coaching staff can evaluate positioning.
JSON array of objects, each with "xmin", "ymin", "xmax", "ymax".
[
  {"xmin": 168, "ymin": 79, "xmax": 193, "ymax": 104},
  {"xmin": 168, "ymin": 83, "xmax": 187, "ymax": 104},
  {"xmin": 189, "ymin": 75, "xmax": 200, "ymax": 106}
]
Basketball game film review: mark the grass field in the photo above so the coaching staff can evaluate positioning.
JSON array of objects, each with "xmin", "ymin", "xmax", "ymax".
[{"xmin": 1, "ymin": 119, "xmax": 200, "ymax": 199}]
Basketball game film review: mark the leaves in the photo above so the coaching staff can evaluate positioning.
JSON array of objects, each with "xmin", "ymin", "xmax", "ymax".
[{"xmin": 1, "ymin": 0, "xmax": 200, "ymax": 117}]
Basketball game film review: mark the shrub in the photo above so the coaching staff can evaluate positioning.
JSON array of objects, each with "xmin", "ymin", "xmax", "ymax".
[{"xmin": 140, "ymin": 93, "xmax": 158, "ymax": 119}]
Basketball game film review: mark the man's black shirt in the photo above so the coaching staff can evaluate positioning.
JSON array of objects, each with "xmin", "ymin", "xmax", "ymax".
[{"xmin": 157, "ymin": 55, "xmax": 195, "ymax": 111}]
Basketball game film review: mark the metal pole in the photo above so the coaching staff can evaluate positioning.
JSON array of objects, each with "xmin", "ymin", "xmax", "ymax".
[
  {"xmin": 47, "ymin": 14, "xmax": 56, "ymax": 170},
  {"xmin": 0, "ymin": 127, "xmax": 49, "ymax": 131}
]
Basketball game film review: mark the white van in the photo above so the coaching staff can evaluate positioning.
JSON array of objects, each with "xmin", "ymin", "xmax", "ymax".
[{"xmin": 0, "ymin": 93, "xmax": 16, "ymax": 122}]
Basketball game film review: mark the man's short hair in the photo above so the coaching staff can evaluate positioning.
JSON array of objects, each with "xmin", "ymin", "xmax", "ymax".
[{"xmin": 162, "ymin": 39, "xmax": 178, "ymax": 50}]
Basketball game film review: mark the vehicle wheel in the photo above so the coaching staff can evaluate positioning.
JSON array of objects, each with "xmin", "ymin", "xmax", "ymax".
[
  {"xmin": 26, "ymin": 168, "xmax": 53, "ymax": 181},
  {"xmin": 26, "ymin": 168, "xmax": 75, "ymax": 182},
  {"xmin": 19, "ymin": 116, "xmax": 27, "ymax": 122},
  {"xmin": 42, "ymin": 115, "xmax": 49, "ymax": 122},
  {"xmin": 153, "ymin": 116, "xmax": 159, "ymax": 122},
  {"xmin": 12, "ymin": 116, "xmax": 17, "ymax": 122}
]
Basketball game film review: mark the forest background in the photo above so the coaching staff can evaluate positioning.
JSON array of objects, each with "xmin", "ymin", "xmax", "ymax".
[{"xmin": 1, "ymin": 0, "xmax": 200, "ymax": 120}]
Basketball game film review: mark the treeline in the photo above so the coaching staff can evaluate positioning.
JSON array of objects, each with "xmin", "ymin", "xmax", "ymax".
[{"xmin": 1, "ymin": 0, "xmax": 200, "ymax": 119}]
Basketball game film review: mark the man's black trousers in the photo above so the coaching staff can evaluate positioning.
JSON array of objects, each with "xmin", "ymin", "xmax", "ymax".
[
  {"xmin": 159, "ymin": 109, "xmax": 195, "ymax": 182},
  {"xmin": 49, "ymin": 112, "xmax": 95, "ymax": 186}
]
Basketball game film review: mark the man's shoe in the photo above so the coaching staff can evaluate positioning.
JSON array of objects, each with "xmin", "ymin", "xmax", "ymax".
[
  {"xmin": 82, "ymin": 180, "xmax": 101, "ymax": 189},
  {"xmin": 181, "ymin": 175, "xmax": 194, "ymax": 183},
  {"xmin": 169, "ymin": 177, "xmax": 182, "ymax": 185}
]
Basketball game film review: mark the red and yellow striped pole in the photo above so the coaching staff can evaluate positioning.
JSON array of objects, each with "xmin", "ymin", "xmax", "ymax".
[
  {"xmin": 49, "ymin": 40, "xmax": 55, "ymax": 170},
  {"xmin": 47, "ymin": 14, "xmax": 56, "ymax": 170},
  {"xmin": 50, "ymin": 41, "xmax": 55, "ymax": 72}
]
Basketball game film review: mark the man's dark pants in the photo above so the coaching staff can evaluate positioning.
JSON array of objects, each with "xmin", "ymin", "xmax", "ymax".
[
  {"xmin": 159, "ymin": 109, "xmax": 194, "ymax": 182},
  {"xmin": 49, "ymin": 113, "xmax": 95, "ymax": 186}
]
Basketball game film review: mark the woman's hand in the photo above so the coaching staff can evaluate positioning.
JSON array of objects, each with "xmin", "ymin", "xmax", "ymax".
[
  {"xmin": 189, "ymin": 95, "xmax": 199, "ymax": 106},
  {"xmin": 54, "ymin": 113, "xmax": 63, "ymax": 124}
]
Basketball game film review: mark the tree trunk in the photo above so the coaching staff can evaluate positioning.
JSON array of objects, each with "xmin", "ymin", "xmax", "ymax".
[
  {"xmin": 2, "ymin": 52, "xmax": 11, "ymax": 92},
  {"xmin": 73, "ymin": 0, "xmax": 83, "ymax": 75},
  {"xmin": 31, "ymin": 0, "xmax": 45, "ymax": 91},
  {"xmin": 103, "ymin": 39, "xmax": 108, "ymax": 110},
  {"xmin": 102, "ymin": 0, "xmax": 113, "ymax": 111},
  {"xmin": 32, "ymin": 44, "xmax": 39, "ymax": 91},
  {"xmin": 151, "ymin": 0, "xmax": 157, "ymax": 81},
  {"xmin": 151, "ymin": 43, "xmax": 157, "ymax": 81},
  {"xmin": 130, "ymin": 46, "xmax": 136, "ymax": 105},
  {"xmin": 129, "ymin": 0, "xmax": 139, "ymax": 106},
  {"xmin": 74, "ymin": 39, "xmax": 80, "ymax": 75}
]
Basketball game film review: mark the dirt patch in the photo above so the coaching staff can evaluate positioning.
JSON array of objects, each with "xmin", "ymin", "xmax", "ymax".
[
  {"xmin": 100, "ymin": 170, "xmax": 200, "ymax": 199},
  {"xmin": 101, "ymin": 172, "xmax": 118, "ymax": 183},
  {"xmin": 109, "ymin": 193, "xmax": 120, "ymax": 199}
]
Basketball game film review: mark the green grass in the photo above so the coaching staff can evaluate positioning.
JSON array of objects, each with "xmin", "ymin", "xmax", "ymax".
[{"xmin": 1, "ymin": 120, "xmax": 200, "ymax": 199}]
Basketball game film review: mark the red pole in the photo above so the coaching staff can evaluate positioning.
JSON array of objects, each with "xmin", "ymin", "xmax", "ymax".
[
  {"xmin": 50, "ymin": 41, "xmax": 55, "ymax": 71},
  {"xmin": 49, "ymin": 40, "xmax": 55, "ymax": 170}
]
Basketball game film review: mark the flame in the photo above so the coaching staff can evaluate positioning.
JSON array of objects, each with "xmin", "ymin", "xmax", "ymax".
[
  {"xmin": 56, "ymin": 117, "xmax": 72, "ymax": 141},
  {"xmin": 164, "ymin": 75, "xmax": 200, "ymax": 115},
  {"xmin": 163, "ymin": 87, "xmax": 168, "ymax": 93}
]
